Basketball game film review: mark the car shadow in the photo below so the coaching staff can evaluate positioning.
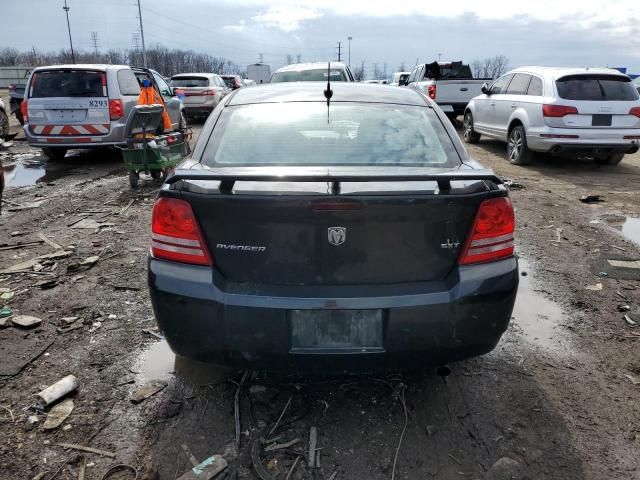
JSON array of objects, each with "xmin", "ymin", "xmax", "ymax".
[{"xmin": 143, "ymin": 350, "xmax": 584, "ymax": 480}]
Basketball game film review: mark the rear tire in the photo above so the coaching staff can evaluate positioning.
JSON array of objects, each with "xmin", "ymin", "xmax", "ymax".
[
  {"xmin": 0, "ymin": 110, "xmax": 9, "ymax": 139},
  {"xmin": 596, "ymin": 153, "xmax": 624, "ymax": 165},
  {"xmin": 150, "ymin": 169, "xmax": 161, "ymax": 180},
  {"xmin": 14, "ymin": 110, "xmax": 24, "ymax": 126},
  {"xmin": 507, "ymin": 125, "xmax": 532, "ymax": 165},
  {"xmin": 463, "ymin": 112, "xmax": 481, "ymax": 144},
  {"xmin": 41, "ymin": 147, "xmax": 68, "ymax": 160}
]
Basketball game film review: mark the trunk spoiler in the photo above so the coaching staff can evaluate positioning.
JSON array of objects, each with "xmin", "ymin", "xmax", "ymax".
[{"xmin": 165, "ymin": 167, "xmax": 503, "ymax": 193}]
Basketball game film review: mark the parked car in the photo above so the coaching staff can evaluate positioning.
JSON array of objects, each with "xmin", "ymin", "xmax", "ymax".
[
  {"xmin": 147, "ymin": 82, "xmax": 518, "ymax": 372},
  {"xmin": 463, "ymin": 67, "xmax": 640, "ymax": 165},
  {"xmin": 270, "ymin": 62, "xmax": 355, "ymax": 83},
  {"xmin": 8, "ymin": 83, "xmax": 26, "ymax": 125},
  {"xmin": 405, "ymin": 61, "xmax": 490, "ymax": 120},
  {"xmin": 21, "ymin": 65, "xmax": 184, "ymax": 160},
  {"xmin": 634, "ymin": 77, "xmax": 640, "ymax": 94},
  {"xmin": 243, "ymin": 79, "xmax": 257, "ymax": 87},
  {"xmin": 0, "ymin": 97, "xmax": 9, "ymax": 139},
  {"xmin": 390, "ymin": 71, "xmax": 411, "ymax": 86},
  {"xmin": 220, "ymin": 75, "xmax": 245, "ymax": 90},
  {"xmin": 170, "ymin": 73, "xmax": 229, "ymax": 119},
  {"xmin": 246, "ymin": 64, "xmax": 271, "ymax": 85}
]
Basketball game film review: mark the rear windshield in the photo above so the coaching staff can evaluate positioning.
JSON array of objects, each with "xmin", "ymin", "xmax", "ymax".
[
  {"xmin": 270, "ymin": 69, "xmax": 347, "ymax": 83},
  {"xmin": 202, "ymin": 103, "xmax": 459, "ymax": 168},
  {"xmin": 171, "ymin": 77, "xmax": 209, "ymax": 87},
  {"xmin": 556, "ymin": 75, "xmax": 639, "ymax": 101},
  {"xmin": 30, "ymin": 70, "xmax": 105, "ymax": 98}
]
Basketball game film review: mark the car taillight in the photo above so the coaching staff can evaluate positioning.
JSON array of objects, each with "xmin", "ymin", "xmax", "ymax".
[
  {"xmin": 109, "ymin": 99, "xmax": 124, "ymax": 120},
  {"xmin": 542, "ymin": 104, "xmax": 578, "ymax": 117},
  {"xmin": 427, "ymin": 84, "xmax": 436, "ymax": 100},
  {"xmin": 201, "ymin": 89, "xmax": 216, "ymax": 96},
  {"xmin": 629, "ymin": 107, "xmax": 640, "ymax": 118},
  {"xmin": 20, "ymin": 100, "xmax": 28, "ymax": 121},
  {"xmin": 235, "ymin": 79, "xmax": 242, "ymax": 88},
  {"xmin": 151, "ymin": 197, "xmax": 212, "ymax": 266},
  {"xmin": 459, "ymin": 197, "xmax": 515, "ymax": 265}
]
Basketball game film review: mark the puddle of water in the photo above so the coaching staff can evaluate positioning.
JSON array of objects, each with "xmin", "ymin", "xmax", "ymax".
[
  {"xmin": 604, "ymin": 216, "xmax": 640, "ymax": 247},
  {"xmin": 136, "ymin": 340, "xmax": 230, "ymax": 386},
  {"xmin": 512, "ymin": 258, "xmax": 570, "ymax": 354}
]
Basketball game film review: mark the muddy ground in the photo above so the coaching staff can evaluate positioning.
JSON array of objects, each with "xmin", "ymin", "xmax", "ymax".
[{"xmin": 0, "ymin": 109, "xmax": 639, "ymax": 480}]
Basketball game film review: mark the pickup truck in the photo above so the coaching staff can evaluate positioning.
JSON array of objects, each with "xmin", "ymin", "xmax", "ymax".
[
  {"xmin": 8, "ymin": 83, "xmax": 25, "ymax": 125},
  {"xmin": 404, "ymin": 61, "xmax": 491, "ymax": 120}
]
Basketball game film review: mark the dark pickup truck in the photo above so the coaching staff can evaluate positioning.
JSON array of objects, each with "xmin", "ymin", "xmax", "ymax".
[
  {"xmin": 8, "ymin": 83, "xmax": 25, "ymax": 125},
  {"xmin": 148, "ymin": 82, "xmax": 519, "ymax": 372}
]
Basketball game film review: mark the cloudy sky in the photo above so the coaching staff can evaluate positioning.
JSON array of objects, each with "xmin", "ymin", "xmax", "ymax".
[{"xmin": 3, "ymin": 0, "xmax": 640, "ymax": 76}]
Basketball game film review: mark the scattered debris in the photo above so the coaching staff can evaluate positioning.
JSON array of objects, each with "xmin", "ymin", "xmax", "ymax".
[
  {"xmin": 177, "ymin": 455, "xmax": 228, "ymax": 480},
  {"xmin": 57, "ymin": 319, "xmax": 84, "ymax": 334},
  {"xmin": 268, "ymin": 395, "xmax": 292, "ymax": 437},
  {"xmin": 285, "ymin": 456, "xmax": 301, "ymax": 480},
  {"xmin": 624, "ymin": 315, "xmax": 637, "ymax": 327},
  {"xmin": 130, "ymin": 380, "xmax": 167, "ymax": 403},
  {"xmin": 181, "ymin": 443, "xmax": 200, "ymax": 467},
  {"xmin": 56, "ymin": 442, "xmax": 116, "ymax": 458},
  {"xmin": 585, "ymin": 283, "xmax": 603, "ymax": 291},
  {"xmin": 251, "ymin": 441, "xmax": 276, "ymax": 480},
  {"xmin": 0, "ymin": 291, "xmax": 14, "ymax": 301},
  {"xmin": 0, "ymin": 240, "xmax": 44, "ymax": 252},
  {"xmin": 7, "ymin": 199, "xmax": 47, "ymax": 211},
  {"xmin": 617, "ymin": 305, "xmax": 632, "ymax": 312},
  {"xmin": 608, "ymin": 259, "xmax": 640, "ymax": 270},
  {"xmin": 11, "ymin": 315, "xmax": 43, "ymax": 328},
  {"xmin": 0, "ymin": 306, "xmax": 12, "ymax": 318},
  {"xmin": 119, "ymin": 199, "xmax": 135, "ymax": 215},
  {"xmin": 503, "ymin": 178, "xmax": 524, "ymax": 190},
  {"xmin": 624, "ymin": 374, "xmax": 640, "ymax": 385},
  {"xmin": 38, "ymin": 233, "xmax": 64, "ymax": 250},
  {"xmin": 61, "ymin": 317, "xmax": 80, "ymax": 325},
  {"xmin": 485, "ymin": 457, "xmax": 522, "ymax": 480},
  {"xmin": 36, "ymin": 279, "xmax": 58, "ymax": 289},
  {"xmin": 264, "ymin": 438, "xmax": 301, "ymax": 452},
  {"xmin": 579, "ymin": 194, "xmax": 604, "ymax": 204},
  {"xmin": 36, "ymin": 375, "xmax": 79, "ymax": 408},
  {"xmin": 28, "ymin": 415, "xmax": 40, "ymax": 425},
  {"xmin": 0, "ymin": 338, "xmax": 54, "ymax": 376},
  {"xmin": 0, "ymin": 404, "xmax": 15, "ymax": 423},
  {"xmin": 43, "ymin": 399, "xmax": 74, "ymax": 430},
  {"xmin": 69, "ymin": 218, "xmax": 116, "ymax": 230},
  {"xmin": 68, "ymin": 256, "xmax": 100, "ymax": 273},
  {"xmin": 308, "ymin": 426, "xmax": 318, "ymax": 468},
  {"xmin": 142, "ymin": 329, "xmax": 164, "ymax": 340},
  {"xmin": 1, "ymin": 250, "xmax": 72, "ymax": 274},
  {"xmin": 100, "ymin": 464, "xmax": 139, "ymax": 480},
  {"xmin": 391, "ymin": 384, "xmax": 408, "ymax": 480},
  {"xmin": 0, "ymin": 317, "xmax": 8, "ymax": 329},
  {"xmin": 234, "ymin": 371, "xmax": 250, "ymax": 450}
]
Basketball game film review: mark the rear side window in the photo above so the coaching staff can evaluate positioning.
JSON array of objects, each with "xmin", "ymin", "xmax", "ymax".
[
  {"xmin": 30, "ymin": 70, "xmax": 105, "ymax": 98},
  {"xmin": 556, "ymin": 75, "xmax": 640, "ymax": 101},
  {"xmin": 527, "ymin": 77, "xmax": 543, "ymax": 96},
  {"xmin": 171, "ymin": 77, "xmax": 209, "ymax": 87},
  {"xmin": 270, "ymin": 69, "xmax": 348, "ymax": 83},
  {"xmin": 490, "ymin": 74, "xmax": 513, "ymax": 95},
  {"xmin": 202, "ymin": 103, "xmax": 459, "ymax": 168},
  {"xmin": 506, "ymin": 74, "xmax": 531, "ymax": 95},
  {"xmin": 117, "ymin": 69, "xmax": 140, "ymax": 96}
]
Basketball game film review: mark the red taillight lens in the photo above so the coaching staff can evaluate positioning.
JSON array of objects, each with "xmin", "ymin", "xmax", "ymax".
[
  {"xmin": 459, "ymin": 197, "xmax": 515, "ymax": 265},
  {"xmin": 151, "ymin": 198, "xmax": 212, "ymax": 266},
  {"xmin": 542, "ymin": 104, "xmax": 578, "ymax": 117},
  {"xmin": 109, "ymin": 99, "xmax": 124, "ymax": 120},
  {"xmin": 427, "ymin": 84, "xmax": 436, "ymax": 100},
  {"xmin": 202, "ymin": 89, "xmax": 216, "ymax": 96},
  {"xmin": 20, "ymin": 100, "xmax": 28, "ymax": 121},
  {"xmin": 629, "ymin": 107, "xmax": 640, "ymax": 118}
]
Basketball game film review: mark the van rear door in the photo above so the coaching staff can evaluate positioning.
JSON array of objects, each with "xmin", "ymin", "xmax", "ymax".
[{"xmin": 27, "ymin": 69, "xmax": 111, "ymax": 136}]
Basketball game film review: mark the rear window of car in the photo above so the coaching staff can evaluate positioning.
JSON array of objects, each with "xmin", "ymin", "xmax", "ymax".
[
  {"xmin": 270, "ymin": 69, "xmax": 348, "ymax": 83},
  {"xmin": 556, "ymin": 75, "xmax": 640, "ymax": 101},
  {"xmin": 171, "ymin": 77, "xmax": 209, "ymax": 87},
  {"xmin": 202, "ymin": 102, "xmax": 459, "ymax": 168},
  {"xmin": 117, "ymin": 69, "xmax": 141, "ymax": 96},
  {"xmin": 30, "ymin": 70, "xmax": 105, "ymax": 98}
]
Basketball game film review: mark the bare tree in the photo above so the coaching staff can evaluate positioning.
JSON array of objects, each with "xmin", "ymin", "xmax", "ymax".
[
  {"xmin": 352, "ymin": 65, "xmax": 365, "ymax": 81},
  {"xmin": 0, "ymin": 48, "xmax": 21, "ymax": 66},
  {"xmin": 398, "ymin": 62, "xmax": 406, "ymax": 72},
  {"xmin": 285, "ymin": 54, "xmax": 294, "ymax": 65},
  {"xmin": 471, "ymin": 55, "xmax": 510, "ymax": 79}
]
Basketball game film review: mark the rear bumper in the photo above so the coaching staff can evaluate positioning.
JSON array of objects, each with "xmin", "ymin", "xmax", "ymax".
[
  {"xmin": 23, "ymin": 122, "xmax": 124, "ymax": 148},
  {"xmin": 148, "ymin": 256, "xmax": 519, "ymax": 372},
  {"xmin": 527, "ymin": 126, "xmax": 640, "ymax": 155}
]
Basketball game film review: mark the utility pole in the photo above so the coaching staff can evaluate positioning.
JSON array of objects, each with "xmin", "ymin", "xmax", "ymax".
[
  {"xmin": 91, "ymin": 32, "xmax": 99, "ymax": 57},
  {"xmin": 347, "ymin": 36, "xmax": 352, "ymax": 67},
  {"xmin": 383, "ymin": 62, "xmax": 387, "ymax": 79},
  {"xmin": 259, "ymin": 53, "xmax": 264, "ymax": 64},
  {"xmin": 136, "ymin": 0, "xmax": 147, "ymax": 68},
  {"xmin": 296, "ymin": 54, "xmax": 301, "ymax": 63},
  {"xmin": 62, "ymin": 0, "xmax": 75, "ymax": 63},
  {"xmin": 336, "ymin": 42, "xmax": 342, "ymax": 62},
  {"xmin": 373, "ymin": 63, "xmax": 378, "ymax": 79},
  {"xmin": 438, "ymin": 52, "xmax": 442, "ymax": 62}
]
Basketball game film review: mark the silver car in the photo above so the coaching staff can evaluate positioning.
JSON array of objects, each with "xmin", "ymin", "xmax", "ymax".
[
  {"xmin": 464, "ymin": 66, "xmax": 640, "ymax": 165},
  {"xmin": 170, "ymin": 73, "xmax": 229, "ymax": 118},
  {"xmin": 270, "ymin": 62, "xmax": 355, "ymax": 83},
  {"xmin": 23, "ymin": 64, "xmax": 183, "ymax": 160}
]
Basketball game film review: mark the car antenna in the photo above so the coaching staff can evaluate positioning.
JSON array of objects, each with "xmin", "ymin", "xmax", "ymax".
[{"xmin": 324, "ymin": 61, "xmax": 333, "ymax": 123}]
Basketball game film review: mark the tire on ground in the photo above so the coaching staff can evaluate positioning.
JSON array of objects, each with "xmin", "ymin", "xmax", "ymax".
[
  {"xmin": 595, "ymin": 153, "xmax": 625, "ymax": 165},
  {"xmin": 463, "ymin": 112, "xmax": 481, "ymax": 144},
  {"xmin": 41, "ymin": 147, "xmax": 68, "ymax": 160},
  {"xmin": 507, "ymin": 125, "xmax": 532, "ymax": 165}
]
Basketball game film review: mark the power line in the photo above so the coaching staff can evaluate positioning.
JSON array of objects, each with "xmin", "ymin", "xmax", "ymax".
[
  {"xmin": 91, "ymin": 32, "xmax": 99, "ymax": 56},
  {"xmin": 336, "ymin": 41, "xmax": 342, "ymax": 62}
]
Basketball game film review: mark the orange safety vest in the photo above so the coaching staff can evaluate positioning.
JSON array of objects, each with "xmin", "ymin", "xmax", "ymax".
[{"xmin": 137, "ymin": 85, "xmax": 173, "ymax": 132}]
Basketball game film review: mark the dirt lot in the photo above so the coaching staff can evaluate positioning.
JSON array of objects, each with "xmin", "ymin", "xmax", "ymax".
[{"xmin": 1, "ymin": 113, "xmax": 639, "ymax": 480}]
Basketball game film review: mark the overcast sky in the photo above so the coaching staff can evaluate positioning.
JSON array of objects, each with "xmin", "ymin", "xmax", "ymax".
[{"xmin": 3, "ymin": 0, "xmax": 640, "ymax": 76}]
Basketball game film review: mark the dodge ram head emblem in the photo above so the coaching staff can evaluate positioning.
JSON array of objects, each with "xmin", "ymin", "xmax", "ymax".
[{"xmin": 328, "ymin": 227, "xmax": 346, "ymax": 246}]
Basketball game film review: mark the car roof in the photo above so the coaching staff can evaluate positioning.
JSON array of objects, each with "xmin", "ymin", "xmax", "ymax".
[
  {"xmin": 227, "ymin": 82, "xmax": 429, "ymax": 106},
  {"xmin": 32, "ymin": 64, "xmax": 128, "ymax": 72},
  {"xmin": 274, "ymin": 62, "xmax": 349, "ymax": 73},
  {"xmin": 510, "ymin": 66, "xmax": 630, "ymax": 79},
  {"xmin": 171, "ymin": 73, "xmax": 218, "ymax": 78}
]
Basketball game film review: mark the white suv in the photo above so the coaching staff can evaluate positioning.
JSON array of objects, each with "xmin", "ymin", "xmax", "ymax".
[{"xmin": 463, "ymin": 67, "xmax": 640, "ymax": 165}]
